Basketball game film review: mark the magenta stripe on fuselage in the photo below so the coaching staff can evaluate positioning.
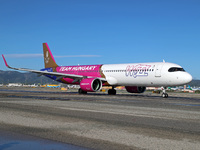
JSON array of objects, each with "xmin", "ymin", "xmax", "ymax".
[{"xmin": 56, "ymin": 65, "xmax": 103, "ymax": 84}]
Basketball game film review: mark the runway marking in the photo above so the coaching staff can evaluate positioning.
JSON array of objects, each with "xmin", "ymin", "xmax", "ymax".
[{"xmin": 170, "ymin": 103, "xmax": 200, "ymax": 107}]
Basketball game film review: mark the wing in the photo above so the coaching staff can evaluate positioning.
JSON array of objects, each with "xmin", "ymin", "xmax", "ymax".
[{"xmin": 2, "ymin": 55, "xmax": 106, "ymax": 82}]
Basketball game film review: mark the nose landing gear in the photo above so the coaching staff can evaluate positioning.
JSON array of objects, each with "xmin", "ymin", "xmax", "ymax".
[
  {"xmin": 162, "ymin": 93, "xmax": 168, "ymax": 98},
  {"xmin": 161, "ymin": 87, "xmax": 168, "ymax": 98}
]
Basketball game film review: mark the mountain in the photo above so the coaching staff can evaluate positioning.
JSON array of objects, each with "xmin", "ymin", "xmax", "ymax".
[
  {"xmin": 0, "ymin": 70, "xmax": 57, "ymax": 84},
  {"xmin": 189, "ymin": 80, "xmax": 200, "ymax": 87}
]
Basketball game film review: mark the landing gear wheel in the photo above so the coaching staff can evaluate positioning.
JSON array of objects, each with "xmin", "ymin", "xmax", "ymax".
[
  {"xmin": 108, "ymin": 89, "xmax": 116, "ymax": 95},
  {"xmin": 162, "ymin": 93, "xmax": 168, "ymax": 98},
  {"xmin": 161, "ymin": 87, "xmax": 168, "ymax": 98},
  {"xmin": 78, "ymin": 88, "xmax": 87, "ymax": 94}
]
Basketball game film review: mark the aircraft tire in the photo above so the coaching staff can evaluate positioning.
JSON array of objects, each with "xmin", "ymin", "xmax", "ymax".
[
  {"xmin": 165, "ymin": 93, "xmax": 168, "ymax": 98},
  {"xmin": 78, "ymin": 88, "xmax": 87, "ymax": 94},
  {"xmin": 108, "ymin": 89, "xmax": 116, "ymax": 95},
  {"xmin": 162, "ymin": 93, "xmax": 168, "ymax": 98}
]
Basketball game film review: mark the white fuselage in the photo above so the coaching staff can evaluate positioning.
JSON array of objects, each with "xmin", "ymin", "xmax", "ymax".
[{"xmin": 101, "ymin": 62, "xmax": 192, "ymax": 87}]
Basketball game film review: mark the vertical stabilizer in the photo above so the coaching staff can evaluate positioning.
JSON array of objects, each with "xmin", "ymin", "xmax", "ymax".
[{"xmin": 43, "ymin": 43, "xmax": 58, "ymax": 68}]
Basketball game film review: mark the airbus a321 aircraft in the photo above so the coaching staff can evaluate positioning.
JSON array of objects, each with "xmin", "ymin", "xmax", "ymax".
[{"xmin": 2, "ymin": 43, "xmax": 192, "ymax": 98}]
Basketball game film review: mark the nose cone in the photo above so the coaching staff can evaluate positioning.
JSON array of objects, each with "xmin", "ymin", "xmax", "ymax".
[{"xmin": 184, "ymin": 73, "xmax": 193, "ymax": 84}]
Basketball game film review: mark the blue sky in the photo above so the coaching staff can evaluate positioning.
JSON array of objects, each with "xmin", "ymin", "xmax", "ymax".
[{"xmin": 0, "ymin": 0, "xmax": 200, "ymax": 79}]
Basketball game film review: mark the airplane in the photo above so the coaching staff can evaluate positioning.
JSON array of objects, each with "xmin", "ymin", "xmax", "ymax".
[
  {"xmin": 2, "ymin": 43, "xmax": 192, "ymax": 98},
  {"xmin": 168, "ymin": 87, "xmax": 179, "ymax": 91},
  {"xmin": 186, "ymin": 85, "xmax": 200, "ymax": 91}
]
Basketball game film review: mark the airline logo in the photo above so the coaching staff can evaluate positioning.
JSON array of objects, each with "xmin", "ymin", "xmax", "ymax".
[
  {"xmin": 126, "ymin": 64, "xmax": 151, "ymax": 78},
  {"xmin": 45, "ymin": 51, "xmax": 50, "ymax": 64}
]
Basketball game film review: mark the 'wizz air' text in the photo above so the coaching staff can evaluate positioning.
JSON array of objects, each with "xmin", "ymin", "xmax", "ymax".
[{"xmin": 125, "ymin": 64, "xmax": 151, "ymax": 78}]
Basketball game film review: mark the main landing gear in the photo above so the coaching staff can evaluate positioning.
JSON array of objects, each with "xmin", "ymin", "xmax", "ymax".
[
  {"xmin": 108, "ymin": 86, "xmax": 116, "ymax": 95},
  {"xmin": 161, "ymin": 87, "xmax": 168, "ymax": 98},
  {"xmin": 78, "ymin": 88, "xmax": 87, "ymax": 94}
]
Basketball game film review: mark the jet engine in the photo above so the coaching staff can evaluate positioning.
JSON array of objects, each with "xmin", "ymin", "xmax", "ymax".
[
  {"xmin": 80, "ymin": 78, "xmax": 102, "ymax": 92},
  {"xmin": 125, "ymin": 86, "xmax": 146, "ymax": 93}
]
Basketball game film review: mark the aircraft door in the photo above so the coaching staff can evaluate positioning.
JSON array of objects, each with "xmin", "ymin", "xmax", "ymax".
[{"xmin": 155, "ymin": 64, "xmax": 163, "ymax": 77}]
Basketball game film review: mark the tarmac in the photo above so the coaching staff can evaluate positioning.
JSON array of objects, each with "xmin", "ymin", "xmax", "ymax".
[{"xmin": 0, "ymin": 87, "xmax": 199, "ymax": 150}]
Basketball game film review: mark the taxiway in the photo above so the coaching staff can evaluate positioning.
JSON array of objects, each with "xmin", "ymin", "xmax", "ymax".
[{"xmin": 0, "ymin": 87, "xmax": 199, "ymax": 150}]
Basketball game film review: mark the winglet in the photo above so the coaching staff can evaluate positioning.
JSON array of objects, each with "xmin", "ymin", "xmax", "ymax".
[{"xmin": 2, "ymin": 55, "xmax": 9, "ymax": 67}]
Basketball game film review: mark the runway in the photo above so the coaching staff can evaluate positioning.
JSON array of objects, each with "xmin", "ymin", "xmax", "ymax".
[{"xmin": 0, "ymin": 87, "xmax": 199, "ymax": 150}]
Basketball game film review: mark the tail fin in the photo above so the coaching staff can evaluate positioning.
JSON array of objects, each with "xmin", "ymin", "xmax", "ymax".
[{"xmin": 43, "ymin": 43, "xmax": 58, "ymax": 68}]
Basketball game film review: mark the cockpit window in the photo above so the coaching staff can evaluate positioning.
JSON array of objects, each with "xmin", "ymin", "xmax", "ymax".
[{"xmin": 168, "ymin": 67, "xmax": 185, "ymax": 72}]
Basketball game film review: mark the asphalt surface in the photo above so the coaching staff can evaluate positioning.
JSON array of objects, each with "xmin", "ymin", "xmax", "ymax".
[{"xmin": 0, "ymin": 87, "xmax": 199, "ymax": 150}]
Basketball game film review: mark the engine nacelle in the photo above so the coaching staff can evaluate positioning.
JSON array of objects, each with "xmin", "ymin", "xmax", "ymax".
[
  {"xmin": 80, "ymin": 78, "xmax": 102, "ymax": 92},
  {"xmin": 125, "ymin": 86, "xmax": 146, "ymax": 93}
]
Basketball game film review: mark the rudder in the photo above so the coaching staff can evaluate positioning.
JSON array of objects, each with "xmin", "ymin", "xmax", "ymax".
[{"xmin": 43, "ymin": 43, "xmax": 58, "ymax": 68}]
